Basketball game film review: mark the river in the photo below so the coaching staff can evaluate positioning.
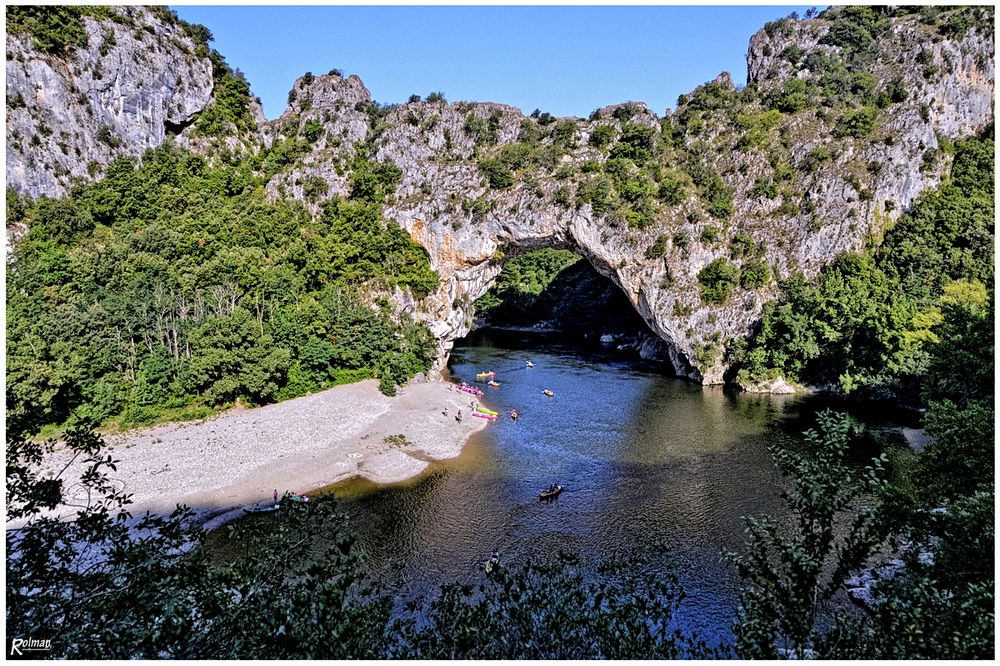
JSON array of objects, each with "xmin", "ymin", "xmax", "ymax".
[{"xmin": 324, "ymin": 329, "xmax": 810, "ymax": 644}]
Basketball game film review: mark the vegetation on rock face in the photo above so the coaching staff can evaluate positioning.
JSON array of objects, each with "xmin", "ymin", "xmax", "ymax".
[
  {"xmin": 724, "ymin": 130, "xmax": 995, "ymax": 660},
  {"xmin": 7, "ymin": 5, "xmax": 213, "ymax": 57},
  {"xmin": 697, "ymin": 258, "xmax": 740, "ymax": 304},
  {"xmin": 193, "ymin": 51, "xmax": 256, "ymax": 140},
  {"xmin": 731, "ymin": 131, "xmax": 994, "ymax": 401},
  {"xmin": 6, "ymin": 143, "xmax": 439, "ymax": 431},
  {"xmin": 7, "ymin": 5, "xmax": 111, "ymax": 54}
]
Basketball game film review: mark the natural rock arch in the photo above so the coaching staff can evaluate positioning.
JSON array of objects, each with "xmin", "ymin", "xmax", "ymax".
[
  {"xmin": 6, "ymin": 7, "xmax": 994, "ymax": 387},
  {"xmin": 397, "ymin": 216, "xmax": 703, "ymax": 382}
]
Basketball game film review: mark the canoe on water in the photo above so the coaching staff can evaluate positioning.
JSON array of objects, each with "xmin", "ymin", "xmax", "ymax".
[
  {"xmin": 487, "ymin": 380, "xmax": 501, "ymax": 387},
  {"xmin": 543, "ymin": 389, "xmax": 554, "ymax": 397},
  {"xmin": 539, "ymin": 485, "xmax": 563, "ymax": 500},
  {"xmin": 476, "ymin": 372, "xmax": 496, "ymax": 378}
]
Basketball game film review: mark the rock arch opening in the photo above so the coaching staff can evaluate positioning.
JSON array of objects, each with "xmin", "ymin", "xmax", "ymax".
[{"xmin": 446, "ymin": 246, "xmax": 694, "ymax": 378}]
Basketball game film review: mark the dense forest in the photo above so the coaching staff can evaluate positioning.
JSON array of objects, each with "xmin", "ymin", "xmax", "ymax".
[{"xmin": 6, "ymin": 142, "xmax": 439, "ymax": 435}]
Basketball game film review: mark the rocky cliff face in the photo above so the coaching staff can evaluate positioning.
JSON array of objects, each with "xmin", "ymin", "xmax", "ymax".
[
  {"xmin": 7, "ymin": 7, "xmax": 995, "ymax": 386},
  {"xmin": 6, "ymin": 7, "xmax": 217, "ymax": 198}
]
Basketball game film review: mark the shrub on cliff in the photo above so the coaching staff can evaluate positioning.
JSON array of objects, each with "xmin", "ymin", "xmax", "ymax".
[
  {"xmin": 697, "ymin": 259, "xmax": 739, "ymax": 304},
  {"xmin": 478, "ymin": 158, "xmax": 515, "ymax": 190},
  {"xmin": 588, "ymin": 124, "xmax": 616, "ymax": 148},
  {"xmin": 7, "ymin": 5, "xmax": 112, "ymax": 54}
]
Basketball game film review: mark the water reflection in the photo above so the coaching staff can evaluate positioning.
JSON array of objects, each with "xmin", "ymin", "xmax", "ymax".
[{"xmin": 319, "ymin": 332, "xmax": 804, "ymax": 642}]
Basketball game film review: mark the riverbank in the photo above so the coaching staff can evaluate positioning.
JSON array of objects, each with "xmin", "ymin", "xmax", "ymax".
[{"xmin": 32, "ymin": 379, "xmax": 489, "ymax": 531}]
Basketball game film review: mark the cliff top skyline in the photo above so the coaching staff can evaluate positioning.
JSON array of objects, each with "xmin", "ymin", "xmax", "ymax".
[{"xmin": 174, "ymin": 5, "xmax": 809, "ymax": 120}]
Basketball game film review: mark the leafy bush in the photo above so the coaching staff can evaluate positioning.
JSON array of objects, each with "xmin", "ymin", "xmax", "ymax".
[
  {"xmin": 739, "ymin": 260, "xmax": 770, "ymax": 288},
  {"xmin": 609, "ymin": 123, "xmax": 656, "ymax": 162},
  {"xmin": 658, "ymin": 175, "xmax": 686, "ymax": 205},
  {"xmin": 772, "ymin": 78, "xmax": 810, "ymax": 113},
  {"xmin": 477, "ymin": 158, "xmax": 515, "ymax": 189},
  {"xmin": 194, "ymin": 52, "xmax": 256, "ymax": 138},
  {"xmin": 729, "ymin": 231, "xmax": 759, "ymax": 259},
  {"xmin": 702, "ymin": 174, "xmax": 733, "ymax": 219},
  {"xmin": 576, "ymin": 177, "xmax": 613, "ymax": 215},
  {"xmin": 645, "ymin": 235, "xmax": 669, "ymax": 259},
  {"xmin": 748, "ymin": 179, "xmax": 778, "ymax": 199},
  {"xmin": 698, "ymin": 258, "xmax": 739, "ymax": 304},
  {"xmin": 551, "ymin": 120, "xmax": 578, "ymax": 146},
  {"xmin": 301, "ymin": 118, "xmax": 324, "ymax": 143},
  {"xmin": 700, "ymin": 225, "xmax": 721, "ymax": 244},
  {"xmin": 835, "ymin": 106, "xmax": 879, "ymax": 138},
  {"xmin": 588, "ymin": 124, "xmax": 616, "ymax": 148}
]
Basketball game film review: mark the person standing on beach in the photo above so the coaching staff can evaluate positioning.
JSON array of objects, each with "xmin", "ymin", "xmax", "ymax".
[{"xmin": 274, "ymin": 489, "xmax": 278, "ymax": 504}]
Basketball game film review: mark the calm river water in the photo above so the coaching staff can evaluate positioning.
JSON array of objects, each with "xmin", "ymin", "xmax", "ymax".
[{"xmin": 326, "ymin": 329, "xmax": 810, "ymax": 643}]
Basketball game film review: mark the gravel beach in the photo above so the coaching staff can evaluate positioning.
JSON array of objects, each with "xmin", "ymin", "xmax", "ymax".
[{"xmin": 35, "ymin": 380, "xmax": 490, "ymax": 531}]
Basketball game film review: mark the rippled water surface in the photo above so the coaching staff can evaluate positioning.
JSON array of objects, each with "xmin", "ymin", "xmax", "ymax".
[{"xmin": 328, "ymin": 330, "xmax": 808, "ymax": 642}]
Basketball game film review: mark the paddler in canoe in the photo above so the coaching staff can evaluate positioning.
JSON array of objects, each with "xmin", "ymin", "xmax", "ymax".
[
  {"xmin": 540, "ymin": 483, "xmax": 563, "ymax": 499},
  {"xmin": 488, "ymin": 380, "xmax": 500, "ymax": 387},
  {"xmin": 543, "ymin": 389, "xmax": 554, "ymax": 397}
]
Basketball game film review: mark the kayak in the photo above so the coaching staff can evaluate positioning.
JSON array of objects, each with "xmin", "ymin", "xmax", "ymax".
[
  {"xmin": 526, "ymin": 361, "xmax": 535, "ymax": 368},
  {"xmin": 543, "ymin": 389, "xmax": 554, "ymax": 397},
  {"xmin": 510, "ymin": 410, "xmax": 518, "ymax": 420},
  {"xmin": 476, "ymin": 372, "xmax": 496, "ymax": 378},
  {"xmin": 487, "ymin": 380, "xmax": 500, "ymax": 387},
  {"xmin": 476, "ymin": 407, "xmax": 499, "ymax": 416},
  {"xmin": 243, "ymin": 503, "xmax": 279, "ymax": 513},
  {"xmin": 472, "ymin": 412, "xmax": 497, "ymax": 420},
  {"xmin": 539, "ymin": 485, "xmax": 563, "ymax": 500},
  {"xmin": 457, "ymin": 385, "xmax": 484, "ymax": 396}
]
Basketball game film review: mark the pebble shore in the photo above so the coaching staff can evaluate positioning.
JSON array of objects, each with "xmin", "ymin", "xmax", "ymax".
[{"xmin": 38, "ymin": 380, "xmax": 489, "ymax": 531}]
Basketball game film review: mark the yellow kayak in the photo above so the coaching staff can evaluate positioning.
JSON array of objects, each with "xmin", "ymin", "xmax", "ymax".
[{"xmin": 476, "ymin": 407, "xmax": 499, "ymax": 416}]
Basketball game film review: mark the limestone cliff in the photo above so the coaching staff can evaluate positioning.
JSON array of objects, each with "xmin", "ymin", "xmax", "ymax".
[
  {"xmin": 260, "ymin": 8, "xmax": 992, "ymax": 383},
  {"xmin": 6, "ymin": 6, "xmax": 260, "ymax": 200},
  {"xmin": 6, "ymin": 6, "xmax": 995, "ymax": 386}
]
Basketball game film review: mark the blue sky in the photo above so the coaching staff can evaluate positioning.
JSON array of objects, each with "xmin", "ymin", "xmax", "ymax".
[{"xmin": 174, "ymin": 5, "xmax": 811, "ymax": 120}]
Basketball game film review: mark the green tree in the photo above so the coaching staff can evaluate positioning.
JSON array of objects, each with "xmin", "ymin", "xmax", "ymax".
[
  {"xmin": 727, "ymin": 411, "xmax": 886, "ymax": 658},
  {"xmin": 697, "ymin": 258, "xmax": 739, "ymax": 304}
]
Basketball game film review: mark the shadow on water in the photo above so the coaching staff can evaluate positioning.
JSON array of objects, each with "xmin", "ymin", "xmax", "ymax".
[
  {"xmin": 188, "ymin": 330, "xmax": 915, "ymax": 648},
  {"xmin": 280, "ymin": 330, "xmax": 808, "ymax": 645}
]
